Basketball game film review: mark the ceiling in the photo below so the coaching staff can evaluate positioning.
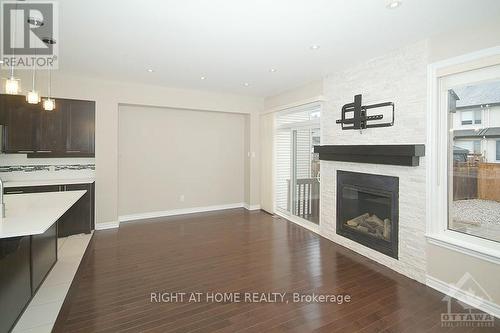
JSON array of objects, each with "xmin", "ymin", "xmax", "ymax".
[{"xmin": 57, "ymin": 0, "xmax": 500, "ymax": 97}]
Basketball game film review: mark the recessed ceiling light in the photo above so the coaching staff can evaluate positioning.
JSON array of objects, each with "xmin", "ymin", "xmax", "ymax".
[
  {"xmin": 269, "ymin": 68, "xmax": 277, "ymax": 73},
  {"xmin": 386, "ymin": 0, "xmax": 402, "ymax": 9},
  {"xmin": 244, "ymin": 82, "xmax": 250, "ymax": 87},
  {"xmin": 0, "ymin": 60, "xmax": 3, "ymax": 64},
  {"xmin": 310, "ymin": 45, "xmax": 320, "ymax": 50},
  {"xmin": 201, "ymin": 76, "xmax": 206, "ymax": 80},
  {"xmin": 147, "ymin": 69, "xmax": 154, "ymax": 73}
]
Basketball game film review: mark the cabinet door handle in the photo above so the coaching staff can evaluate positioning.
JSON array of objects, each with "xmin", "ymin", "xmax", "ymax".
[
  {"xmin": 67, "ymin": 150, "xmax": 81, "ymax": 153},
  {"xmin": 17, "ymin": 150, "xmax": 35, "ymax": 153},
  {"xmin": 6, "ymin": 190, "xmax": 24, "ymax": 194},
  {"xmin": 36, "ymin": 150, "xmax": 52, "ymax": 153}
]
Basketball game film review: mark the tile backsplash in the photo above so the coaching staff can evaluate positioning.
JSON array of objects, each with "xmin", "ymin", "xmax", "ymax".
[
  {"xmin": 0, "ymin": 154, "xmax": 95, "ymax": 181},
  {"xmin": 0, "ymin": 164, "xmax": 95, "ymax": 173}
]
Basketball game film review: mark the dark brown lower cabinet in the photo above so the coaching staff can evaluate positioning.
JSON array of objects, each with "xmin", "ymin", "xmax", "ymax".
[
  {"xmin": 58, "ymin": 183, "xmax": 94, "ymax": 237},
  {"xmin": 0, "ymin": 236, "xmax": 32, "ymax": 333},
  {"xmin": 31, "ymin": 223, "xmax": 57, "ymax": 293},
  {"xmin": 0, "ymin": 223, "xmax": 59, "ymax": 333}
]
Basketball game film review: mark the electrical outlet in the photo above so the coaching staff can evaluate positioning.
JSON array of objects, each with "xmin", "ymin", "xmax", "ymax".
[{"xmin": 179, "ymin": 195, "xmax": 185, "ymax": 202}]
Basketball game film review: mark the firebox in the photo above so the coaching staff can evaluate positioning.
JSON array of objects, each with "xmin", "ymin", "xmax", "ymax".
[{"xmin": 336, "ymin": 171, "xmax": 399, "ymax": 259}]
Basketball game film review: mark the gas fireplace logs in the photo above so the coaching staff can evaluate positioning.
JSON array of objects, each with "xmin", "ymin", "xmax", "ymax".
[{"xmin": 345, "ymin": 213, "xmax": 391, "ymax": 241}]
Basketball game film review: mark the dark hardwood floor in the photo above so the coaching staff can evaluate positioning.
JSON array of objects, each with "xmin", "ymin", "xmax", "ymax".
[{"xmin": 53, "ymin": 209, "xmax": 499, "ymax": 332}]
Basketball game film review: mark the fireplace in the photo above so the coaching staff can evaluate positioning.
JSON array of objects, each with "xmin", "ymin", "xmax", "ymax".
[{"xmin": 336, "ymin": 171, "xmax": 399, "ymax": 259}]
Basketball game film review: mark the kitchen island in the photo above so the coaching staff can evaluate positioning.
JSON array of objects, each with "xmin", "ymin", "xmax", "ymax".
[{"xmin": 0, "ymin": 190, "xmax": 86, "ymax": 333}]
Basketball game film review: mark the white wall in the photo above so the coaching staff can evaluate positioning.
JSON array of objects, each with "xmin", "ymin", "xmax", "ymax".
[
  {"xmin": 490, "ymin": 106, "xmax": 500, "ymax": 126},
  {"xmin": 118, "ymin": 105, "xmax": 246, "ymax": 217},
  {"xmin": 0, "ymin": 70, "xmax": 264, "ymax": 226},
  {"xmin": 264, "ymin": 80, "xmax": 324, "ymax": 112},
  {"xmin": 486, "ymin": 139, "xmax": 500, "ymax": 163},
  {"xmin": 259, "ymin": 112, "xmax": 274, "ymax": 213}
]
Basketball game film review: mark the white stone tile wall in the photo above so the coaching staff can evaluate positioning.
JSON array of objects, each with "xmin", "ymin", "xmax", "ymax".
[{"xmin": 319, "ymin": 41, "xmax": 429, "ymax": 283}]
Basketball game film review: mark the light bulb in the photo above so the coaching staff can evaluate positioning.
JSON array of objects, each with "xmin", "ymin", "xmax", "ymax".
[
  {"xmin": 43, "ymin": 98, "xmax": 55, "ymax": 111},
  {"xmin": 5, "ymin": 77, "xmax": 20, "ymax": 94},
  {"xmin": 27, "ymin": 90, "xmax": 41, "ymax": 104}
]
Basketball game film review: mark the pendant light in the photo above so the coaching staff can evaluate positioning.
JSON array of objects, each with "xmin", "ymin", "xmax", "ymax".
[
  {"xmin": 26, "ymin": 17, "xmax": 44, "ymax": 104},
  {"xmin": 42, "ymin": 37, "xmax": 56, "ymax": 111},
  {"xmin": 26, "ymin": 62, "xmax": 41, "ymax": 104},
  {"xmin": 42, "ymin": 62, "xmax": 55, "ymax": 111},
  {"xmin": 5, "ymin": 75, "xmax": 20, "ymax": 95}
]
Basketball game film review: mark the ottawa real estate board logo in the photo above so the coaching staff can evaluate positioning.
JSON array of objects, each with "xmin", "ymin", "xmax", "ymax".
[
  {"xmin": 1, "ymin": 1, "xmax": 59, "ymax": 69},
  {"xmin": 440, "ymin": 272, "xmax": 495, "ymax": 328}
]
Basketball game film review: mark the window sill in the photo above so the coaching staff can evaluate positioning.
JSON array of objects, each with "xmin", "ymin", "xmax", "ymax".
[{"xmin": 426, "ymin": 231, "xmax": 500, "ymax": 265}]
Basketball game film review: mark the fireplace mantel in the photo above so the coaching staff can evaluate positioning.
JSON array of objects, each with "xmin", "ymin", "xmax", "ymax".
[{"xmin": 314, "ymin": 144, "xmax": 425, "ymax": 166}]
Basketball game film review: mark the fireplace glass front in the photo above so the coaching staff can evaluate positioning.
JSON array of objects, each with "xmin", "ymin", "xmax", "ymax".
[{"xmin": 337, "ymin": 171, "xmax": 399, "ymax": 259}]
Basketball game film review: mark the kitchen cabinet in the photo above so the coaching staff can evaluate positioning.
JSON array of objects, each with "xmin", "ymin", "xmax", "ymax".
[
  {"xmin": 0, "ymin": 236, "xmax": 32, "ymax": 333},
  {"xmin": 0, "ymin": 94, "xmax": 38, "ymax": 153},
  {"xmin": 4, "ymin": 185, "xmax": 61, "ymax": 195},
  {"xmin": 31, "ymin": 223, "xmax": 57, "ymax": 293},
  {"xmin": 58, "ymin": 183, "xmax": 94, "ymax": 236},
  {"xmin": 0, "ymin": 94, "xmax": 95, "ymax": 157},
  {"xmin": 65, "ymin": 99, "xmax": 95, "ymax": 155},
  {"xmin": 0, "ymin": 223, "xmax": 59, "ymax": 333},
  {"xmin": 36, "ymin": 99, "xmax": 65, "ymax": 153},
  {"xmin": 4, "ymin": 182, "xmax": 95, "ymax": 237}
]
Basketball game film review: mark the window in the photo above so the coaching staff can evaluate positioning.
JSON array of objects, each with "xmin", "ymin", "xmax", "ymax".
[
  {"xmin": 461, "ymin": 111, "xmax": 473, "ymax": 125},
  {"xmin": 497, "ymin": 140, "xmax": 500, "ymax": 161},
  {"xmin": 454, "ymin": 140, "xmax": 481, "ymax": 155},
  {"xmin": 460, "ymin": 110, "xmax": 481, "ymax": 125},
  {"xmin": 448, "ymin": 78, "xmax": 500, "ymax": 243},
  {"xmin": 474, "ymin": 140, "xmax": 482, "ymax": 154},
  {"xmin": 428, "ymin": 52, "xmax": 500, "ymax": 262}
]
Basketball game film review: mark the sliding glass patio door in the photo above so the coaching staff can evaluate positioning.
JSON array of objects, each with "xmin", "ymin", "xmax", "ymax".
[
  {"xmin": 275, "ymin": 104, "xmax": 321, "ymax": 225},
  {"xmin": 290, "ymin": 127, "xmax": 320, "ymax": 224}
]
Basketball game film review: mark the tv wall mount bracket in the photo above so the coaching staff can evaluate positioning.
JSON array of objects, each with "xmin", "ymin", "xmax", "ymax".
[{"xmin": 336, "ymin": 94, "xmax": 394, "ymax": 130}]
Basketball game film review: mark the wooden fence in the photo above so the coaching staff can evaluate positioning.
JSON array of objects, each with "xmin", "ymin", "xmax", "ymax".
[
  {"xmin": 478, "ymin": 163, "xmax": 500, "ymax": 201},
  {"xmin": 453, "ymin": 162, "xmax": 500, "ymax": 202}
]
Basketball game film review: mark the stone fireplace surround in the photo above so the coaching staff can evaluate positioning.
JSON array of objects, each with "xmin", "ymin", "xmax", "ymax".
[{"xmin": 318, "ymin": 41, "xmax": 428, "ymax": 283}]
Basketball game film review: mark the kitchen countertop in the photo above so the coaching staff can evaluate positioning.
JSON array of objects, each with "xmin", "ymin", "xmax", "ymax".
[
  {"xmin": 4, "ymin": 178, "xmax": 95, "ymax": 188},
  {"xmin": 0, "ymin": 190, "xmax": 86, "ymax": 238}
]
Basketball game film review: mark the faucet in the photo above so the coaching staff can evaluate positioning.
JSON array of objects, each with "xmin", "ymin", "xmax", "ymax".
[{"xmin": 0, "ymin": 178, "xmax": 4, "ymax": 218}]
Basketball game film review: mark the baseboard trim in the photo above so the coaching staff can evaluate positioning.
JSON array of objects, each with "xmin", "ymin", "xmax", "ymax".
[
  {"xmin": 243, "ymin": 203, "xmax": 261, "ymax": 211},
  {"xmin": 119, "ymin": 203, "xmax": 246, "ymax": 222},
  {"xmin": 95, "ymin": 221, "xmax": 120, "ymax": 230},
  {"xmin": 426, "ymin": 275, "xmax": 500, "ymax": 319}
]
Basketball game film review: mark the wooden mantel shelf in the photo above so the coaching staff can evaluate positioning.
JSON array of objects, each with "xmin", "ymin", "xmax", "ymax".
[{"xmin": 314, "ymin": 144, "xmax": 425, "ymax": 166}]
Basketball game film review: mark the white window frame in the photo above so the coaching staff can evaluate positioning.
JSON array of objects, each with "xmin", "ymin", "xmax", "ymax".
[{"xmin": 427, "ymin": 46, "xmax": 500, "ymax": 265}]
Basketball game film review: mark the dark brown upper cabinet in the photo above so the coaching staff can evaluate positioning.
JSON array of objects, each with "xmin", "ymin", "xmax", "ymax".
[
  {"xmin": 0, "ymin": 94, "xmax": 39, "ymax": 153},
  {"xmin": 64, "ymin": 99, "xmax": 95, "ymax": 156},
  {"xmin": 36, "ymin": 99, "xmax": 65, "ymax": 153},
  {"xmin": 0, "ymin": 94, "xmax": 95, "ymax": 157}
]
